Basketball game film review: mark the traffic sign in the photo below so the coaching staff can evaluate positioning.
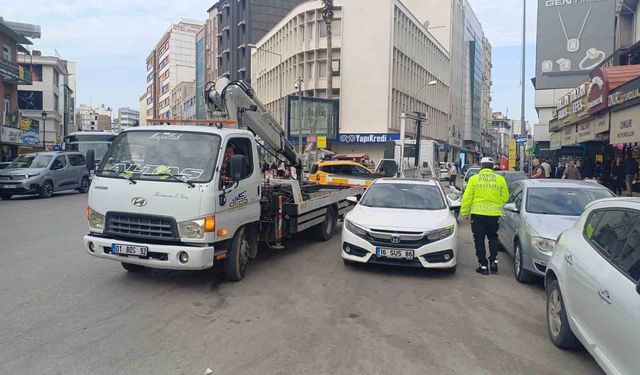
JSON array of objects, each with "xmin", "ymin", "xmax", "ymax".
[{"xmin": 516, "ymin": 137, "xmax": 528, "ymax": 144}]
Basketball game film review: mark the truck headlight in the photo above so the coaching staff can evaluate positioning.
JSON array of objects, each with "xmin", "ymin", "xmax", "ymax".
[
  {"xmin": 87, "ymin": 207, "xmax": 105, "ymax": 230},
  {"xmin": 345, "ymin": 219, "xmax": 368, "ymax": 238},
  {"xmin": 178, "ymin": 216, "xmax": 215, "ymax": 239},
  {"xmin": 426, "ymin": 225, "xmax": 455, "ymax": 242},
  {"xmin": 531, "ymin": 237, "xmax": 556, "ymax": 252}
]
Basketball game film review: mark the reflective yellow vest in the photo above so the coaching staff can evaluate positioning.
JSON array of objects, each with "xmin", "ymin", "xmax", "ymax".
[{"xmin": 460, "ymin": 169, "xmax": 510, "ymax": 217}]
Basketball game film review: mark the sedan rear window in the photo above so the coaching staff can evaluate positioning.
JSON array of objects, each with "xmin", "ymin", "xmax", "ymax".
[
  {"xmin": 526, "ymin": 187, "xmax": 613, "ymax": 216},
  {"xmin": 360, "ymin": 183, "xmax": 445, "ymax": 210}
]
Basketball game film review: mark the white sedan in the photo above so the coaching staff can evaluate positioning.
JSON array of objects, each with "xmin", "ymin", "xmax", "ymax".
[
  {"xmin": 342, "ymin": 178, "xmax": 458, "ymax": 272},
  {"xmin": 545, "ymin": 198, "xmax": 640, "ymax": 375}
]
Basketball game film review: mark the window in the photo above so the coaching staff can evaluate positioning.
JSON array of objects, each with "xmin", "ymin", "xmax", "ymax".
[
  {"xmin": 18, "ymin": 90, "xmax": 43, "ymax": 110},
  {"xmin": 614, "ymin": 218, "xmax": 640, "ymax": 282},
  {"xmin": 53, "ymin": 155, "xmax": 67, "ymax": 169},
  {"xmin": 526, "ymin": 188, "xmax": 614, "ymax": 216},
  {"xmin": 3, "ymin": 96, "xmax": 9, "ymax": 123},
  {"xmin": 353, "ymin": 165, "xmax": 372, "ymax": 176},
  {"xmin": 319, "ymin": 22, "xmax": 327, "ymax": 38},
  {"xmin": 360, "ymin": 183, "xmax": 446, "ymax": 210},
  {"xmin": 2, "ymin": 44, "xmax": 11, "ymax": 61},
  {"xmin": 22, "ymin": 64, "xmax": 43, "ymax": 81},
  {"xmin": 69, "ymin": 154, "xmax": 86, "ymax": 166},
  {"xmin": 221, "ymin": 137, "xmax": 254, "ymax": 187},
  {"xmin": 318, "ymin": 61, "xmax": 327, "ymax": 78},
  {"xmin": 53, "ymin": 72, "xmax": 59, "ymax": 86},
  {"xmin": 586, "ymin": 209, "xmax": 637, "ymax": 260},
  {"xmin": 54, "ymin": 94, "xmax": 59, "ymax": 112}
]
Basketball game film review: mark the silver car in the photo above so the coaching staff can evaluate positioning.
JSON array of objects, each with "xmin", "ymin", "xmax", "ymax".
[
  {"xmin": 0, "ymin": 151, "xmax": 90, "ymax": 200},
  {"xmin": 498, "ymin": 179, "xmax": 614, "ymax": 282}
]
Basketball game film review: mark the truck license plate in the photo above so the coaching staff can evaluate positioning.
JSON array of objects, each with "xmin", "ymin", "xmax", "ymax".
[
  {"xmin": 376, "ymin": 248, "xmax": 414, "ymax": 260},
  {"xmin": 111, "ymin": 244, "xmax": 148, "ymax": 257}
]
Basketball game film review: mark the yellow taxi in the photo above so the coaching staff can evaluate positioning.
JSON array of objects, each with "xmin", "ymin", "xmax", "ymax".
[{"xmin": 308, "ymin": 161, "xmax": 378, "ymax": 188}]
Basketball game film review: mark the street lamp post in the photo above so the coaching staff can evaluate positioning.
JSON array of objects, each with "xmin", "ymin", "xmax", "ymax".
[
  {"xmin": 295, "ymin": 77, "xmax": 304, "ymax": 155},
  {"xmin": 247, "ymin": 44, "xmax": 283, "ymax": 126},
  {"xmin": 41, "ymin": 111, "xmax": 48, "ymax": 151}
]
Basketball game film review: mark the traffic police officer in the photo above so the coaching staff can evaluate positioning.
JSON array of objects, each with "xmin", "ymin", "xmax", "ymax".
[{"xmin": 460, "ymin": 157, "xmax": 509, "ymax": 275}]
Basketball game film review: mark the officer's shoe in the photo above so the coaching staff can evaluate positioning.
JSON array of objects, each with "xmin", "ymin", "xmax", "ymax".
[
  {"xmin": 490, "ymin": 260, "xmax": 498, "ymax": 273},
  {"xmin": 476, "ymin": 265, "xmax": 489, "ymax": 275}
]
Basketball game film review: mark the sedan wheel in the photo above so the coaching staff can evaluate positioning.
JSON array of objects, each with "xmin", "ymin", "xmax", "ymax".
[
  {"xmin": 39, "ymin": 181, "xmax": 53, "ymax": 198},
  {"xmin": 546, "ymin": 280, "xmax": 579, "ymax": 349},
  {"xmin": 514, "ymin": 242, "xmax": 533, "ymax": 283}
]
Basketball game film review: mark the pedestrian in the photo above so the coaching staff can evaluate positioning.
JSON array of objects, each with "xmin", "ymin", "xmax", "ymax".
[
  {"xmin": 611, "ymin": 157, "xmax": 625, "ymax": 196},
  {"xmin": 530, "ymin": 159, "xmax": 545, "ymax": 179},
  {"xmin": 460, "ymin": 157, "xmax": 509, "ymax": 275},
  {"xmin": 563, "ymin": 161, "xmax": 581, "ymax": 180},
  {"xmin": 581, "ymin": 158, "xmax": 595, "ymax": 180},
  {"xmin": 624, "ymin": 152, "xmax": 639, "ymax": 197},
  {"xmin": 448, "ymin": 162, "xmax": 458, "ymax": 187},
  {"xmin": 541, "ymin": 159, "xmax": 552, "ymax": 178},
  {"xmin": 601, "ymin": 158, "xmax": 611, "ymax": 190},
  {"xmin": 555, "ymin": 163, "xmax": 566, "ymax": 179}
]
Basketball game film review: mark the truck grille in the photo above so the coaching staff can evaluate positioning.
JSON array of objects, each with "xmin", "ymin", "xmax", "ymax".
[{"xmin": 105, "ymin": 212, "xmax": 178, "ymax": 241}]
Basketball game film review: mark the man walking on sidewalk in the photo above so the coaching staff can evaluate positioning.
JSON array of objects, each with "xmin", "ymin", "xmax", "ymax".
[
  {"xmin": 461, "ymin": 157, "xmax": 510, "ymax": 275},
  {"xmin": 624, "ymin": 152, "xmax": 639, "ymax": 197}
]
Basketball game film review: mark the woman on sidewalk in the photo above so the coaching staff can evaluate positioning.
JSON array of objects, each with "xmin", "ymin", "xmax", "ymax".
[
  {"xmin": 611, "ymin": 157, "xmax": 626, "ymax": 196},
  {"xmin": 563, "ymin": 161, "xmax": 581, "ymax": 180}
]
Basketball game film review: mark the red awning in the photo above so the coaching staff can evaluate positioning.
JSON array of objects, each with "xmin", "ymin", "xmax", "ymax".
[{"xmin": 602, "ymin": 65, "xmax": 640, "ymax": 89}]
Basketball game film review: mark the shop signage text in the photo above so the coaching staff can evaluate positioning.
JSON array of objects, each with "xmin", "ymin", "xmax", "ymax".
[
  {"xmin": 336, "ymin": 133, "xmax": 401, "ymax": 144},
  {"xmin": 610, "ymin": 106, "xmax": 640, "ymax": 144},
  {"xmin": 588, "ymin": 67, "xmax": 609, "ymax": 115},
  {"xmin": 608, "ymin": 76, "xmax": 640, "ymax": 111},
  {"xmin": 551, "ymin": 82, "xmax": 589, "ymax": 131}
]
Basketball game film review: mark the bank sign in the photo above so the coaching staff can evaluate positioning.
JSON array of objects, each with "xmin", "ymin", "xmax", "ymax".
[{"xmin": 336, "ymin": 133, "xmax": 401, "ymax": 144}]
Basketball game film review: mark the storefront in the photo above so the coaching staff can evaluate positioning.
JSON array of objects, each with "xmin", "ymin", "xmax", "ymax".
[
  {"xmin": 0, "ymin": 125, "xmax": 41, "ymax": 161},
  {"xmin": 608, "ymin": 76, "xmax": 640, "ymax": 160},
  {"xmin": 331, "ymin": 133, "xmax": 401, "ymax": 163}
]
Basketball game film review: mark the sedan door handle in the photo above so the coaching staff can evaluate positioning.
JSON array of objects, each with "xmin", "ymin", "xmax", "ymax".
[
  {"xmin": 565, "ymin": 254, "xmax": 574, "ymax": 265},
  {"xmin": 598, "ymin": 289, "xmax": 612, "ymax": 304}
]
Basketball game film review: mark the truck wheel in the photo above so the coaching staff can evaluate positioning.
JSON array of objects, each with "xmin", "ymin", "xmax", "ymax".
[
  {"xmin": 225, "ymin": 227, "xmax": 250, "ymax": 281},
  {"xmin": 0, "ymin": 194, "xmax": 11, "ymax": 200},
  {"xmin": 121, "ymin": 262, "xmax": 144, "ymax": 272},
  {"xmin": 315, "ymin": 206, "xmax": 337, "ymax": 241},
  {"xmin": 78, "ymin": 176, "xmax": 90, "ymax": 193},
  {"xmin": 39, "ymin": 181, "xmax": 53, "ymax": 198}
]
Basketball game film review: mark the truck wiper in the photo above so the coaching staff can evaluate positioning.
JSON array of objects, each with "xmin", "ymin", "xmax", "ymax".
[
  {"xmin": 118, "ymin": 172, "xmax": 137, "ymax": 184},
  {"xmin": 142, "ymin": 172, "xmax": 195, "ymax": 188}
]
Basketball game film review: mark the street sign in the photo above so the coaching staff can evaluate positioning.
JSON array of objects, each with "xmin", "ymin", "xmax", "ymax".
[
  {"xmin": 516, "ymin": 137, "xmax": 528, "ymax": 144},
  {"xmin": 317, "ymin": 136, "xmax": 327, "ymax": 149},
  {"xmin": 508, "ymin": 139, "xmax": 517, "ymax": 171}
]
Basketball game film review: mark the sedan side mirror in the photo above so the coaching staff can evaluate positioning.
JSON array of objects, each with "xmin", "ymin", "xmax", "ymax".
[
  {"xmin": 346, "ymin": 196, "xmax": 359, "ymax": 204},
  {"xmin": 504, "ymin": 203, "xmax": 519, "ymax": 213}
]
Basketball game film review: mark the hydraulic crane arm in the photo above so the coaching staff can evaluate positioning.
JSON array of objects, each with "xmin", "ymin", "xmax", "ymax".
[{"xmin": 205, "ymin": 78, "xmax": 302, "ymax": 170}]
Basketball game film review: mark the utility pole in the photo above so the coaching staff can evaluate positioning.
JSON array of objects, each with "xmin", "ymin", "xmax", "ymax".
[
  {"xmin": 322, "ymin": 0, "xmax": 334, "ymax": 100},
  {"xmin": 520, "ymin": 0, "xmax": 527, "ymax": 172},
  {"xmin": 296, "ymin": 77, "xmax": 304, "ymax": 155}
]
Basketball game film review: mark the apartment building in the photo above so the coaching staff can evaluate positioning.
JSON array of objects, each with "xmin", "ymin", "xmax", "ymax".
[{"xmin": 117, "ymin": 107, "xmax": 140, "ymax": 130}]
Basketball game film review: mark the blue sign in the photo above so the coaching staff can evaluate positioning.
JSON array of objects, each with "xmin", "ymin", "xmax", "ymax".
[
  {"xmin": 336, "ymin": 133, "xmax": 400, "ymax": 144},
  {"xmin": 51, "ymin": 144, "xmax": 61, "ymax": 151},
  {"xmin": 516, "ymin": 137, "xmax": 528, "ymax": 144}
]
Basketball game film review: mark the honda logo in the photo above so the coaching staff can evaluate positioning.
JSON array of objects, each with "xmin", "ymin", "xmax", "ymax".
[
  {"xmin": 131, "ymin": 197, "xmax": 147, "ymax": 207},
  {"xmin": 390, "ymin": 234, "xmax": 401, "ymax": 244}
]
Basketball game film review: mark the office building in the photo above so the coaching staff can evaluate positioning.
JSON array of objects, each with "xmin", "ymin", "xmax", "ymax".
[
  {"xmin": 489, "ymin": 112, "xmax": 512, "ymax": 156},
  {"xmin": 142, "ymin": 19, "xmax": 203, "ymax": 120},
  {"xmin": 251, "ymin": 0, "xmax": 451, "ymax": 161},
  {"xmin": 481, "ymin": 35, "xmax": 492, "ymax": 133},
  {"xmin": 170, "ymin": 81, "xmax": 196, "ymax": 120},
  {"xmin": 208, "ymin": 0, "xmax": 307, "ymax": 82},
  {"xmin": 117, "ymin": 107, "xmax": 140, "ymax": 130}
]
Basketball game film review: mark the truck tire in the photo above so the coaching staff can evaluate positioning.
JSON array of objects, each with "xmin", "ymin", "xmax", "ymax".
[
  {"xmin": 315, "ymin": 206, "xmax": 337, "ymax": 241},
  {"xmin": 121, "ymin": 262, "xmax": 144, "ymax": 272},
  {"xmin": 0, "ymin": 194, "xmax": 11, "ymax": 200},
  {"xmin": 39, "ymin": 181, "xmax": 53, "ymax": 198},
  {"xmin": 225, "ymin": 226, "xmax": 250, "ymax": 281}
]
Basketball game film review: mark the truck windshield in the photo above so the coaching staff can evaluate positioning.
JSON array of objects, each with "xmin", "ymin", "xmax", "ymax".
[{"xmin": 97, "ymin": 131, "xmax": 221, "ymax": 183}]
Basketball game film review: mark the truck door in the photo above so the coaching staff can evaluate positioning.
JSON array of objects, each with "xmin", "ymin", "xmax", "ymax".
[{"xmin": 216, "ymin": 136, "xmax": 261, "ymax": 241}]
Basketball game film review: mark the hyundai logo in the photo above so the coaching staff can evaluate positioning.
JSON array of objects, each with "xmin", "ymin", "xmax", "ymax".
[
  {"xmin": 131, "ymin": 197, "xmax": 147, "ymax": 207},
  {"xmin": 390, "ymin": 234, "xmax": 401, "ymax": 244}
]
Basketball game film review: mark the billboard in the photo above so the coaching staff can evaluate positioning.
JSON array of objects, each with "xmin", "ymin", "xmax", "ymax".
[
  {"xmin": 535, "ymin": 0, "xmax": 615, "ymax": 90},
  {"xmin": 287, "ymin": 96, "xmax": 339, "ymax": 140}
]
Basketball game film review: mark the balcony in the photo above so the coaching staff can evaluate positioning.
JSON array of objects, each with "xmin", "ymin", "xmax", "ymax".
[{"xmin": 0, "ymin": 58, "xmax": 31, "ymax": 84}]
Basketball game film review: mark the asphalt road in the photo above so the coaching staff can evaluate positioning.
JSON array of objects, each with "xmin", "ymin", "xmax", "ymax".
[{"xmin": 0, "ymin": 192, "xmax": 602, "ymax": 375}]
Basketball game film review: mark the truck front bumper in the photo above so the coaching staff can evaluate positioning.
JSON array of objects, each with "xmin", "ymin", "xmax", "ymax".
[{"xmin": 84, "ymin": 235, "xmax": 215, "ymax": 270}]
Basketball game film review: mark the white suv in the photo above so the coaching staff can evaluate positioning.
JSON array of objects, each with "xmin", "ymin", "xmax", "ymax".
[{"xmin": 545, "ymin": 198, "xmax": 640, "ymax": 375}]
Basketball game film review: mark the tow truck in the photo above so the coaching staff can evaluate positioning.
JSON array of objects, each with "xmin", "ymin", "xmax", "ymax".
[{"xmin": 83, "ymin": 78, "xmax": 363, "ymax": 281}]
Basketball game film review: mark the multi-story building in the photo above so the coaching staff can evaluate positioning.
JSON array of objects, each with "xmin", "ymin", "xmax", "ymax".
[
  {"xmin": 170, "ymin": 81, "xmax": 196, "ymax": 120},
  {"xmin": 0, "ymin": 20, "xmax": 34, "ymax": 160},
  {"xmin": 481, "ymin": 35, "xmax": 492, "ymax": 133},
  {"xmin": 251, "ymin": 0, "xmax": 451, "ymax": 161},
  {"xmin": 142, "ymin": 19, "xmax": 203, "ymax": 121},
  {"xmin": 196, "ymin": 28, "xmax": 206, "ymax": 119},
  {"xmin": 117, "ymin": 107, "xmax": 140, "ymax": 130},
  {"xmin": 65, "ymin": 61, "xmax": 77, "ymax": 134},
  {"xmin": 75, "ymin": 104, "xmax": 112, "ymax": 131},
  {"xmin": 196, "ymin": 11, "xmax": 220, "ymax": 119},
  {"xmin": 138, "ymin": 94, "xmax": 147, "ymax": 126},
  {"xmin": 209, "ymin": 0, "xmax": 307, "ymax": 82},
  {"xmin": 489, "ymin": 112, "xmax": 512, "ymax": 156},
  {"xmin": 17, "ymin": 53, "xmax": 74, "ymax": 150}
]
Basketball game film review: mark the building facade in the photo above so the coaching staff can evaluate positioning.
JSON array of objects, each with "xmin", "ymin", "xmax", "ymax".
[
  {"xmin": 0, "ymin": 20, "xmax": 34, "ymax": 161},
  {"xmin": 117, "ymin": 107, "xmax": 140, "ymax": 130},
  {"xmin": 210, "ymin": 0, "xmax": 307, "ymax": 82},
  {"xmin": 489, "ymin": 112, "xmax": 512, "ymax": 156},
  {"xmin": 17, "ymin": 53, "xmax": 75, "ymax": 150},
  {"xmin": 251, "ymin": 0, "xmax": 451, "ymax": 161},
  {"xmin": 138, "ymin": 94, "xmax": 147, "ymax": 126},
  {"xmin": 142, "ymin": 19, "xmax": 203, "ymax": 121},
  {"xmin": 481, "ymin": 35, "xmax": 492, "ymax": 133},
  {"xmin": 170, "ymin": 81, "xmax": 196, "ymax": 120},
  {"xmin": 76, "ymin": 104, "xmax": 112, "ymax": 131}
]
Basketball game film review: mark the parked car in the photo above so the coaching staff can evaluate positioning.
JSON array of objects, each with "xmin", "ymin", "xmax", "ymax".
[
  {"xmin": 0, "ymin": 162, "xmax": 10, "ymax": 170},
  {"xmin": 439, "ymin": 162, "xmax": 450, "ymax": 181},
  {"xmin": 545, "ymin": 198, "xmax": 640, "ymax": 375},
  {"xmin": 494, "ymin": 170, "xmax": 529, "ymax": 188},
  {"xmin": 0, "ymin": 151, "xmax": 91, "ymax": 200},
  {"xmin": 462, "ymin": 167, "xmax": 481, "ymax": 190},
  {"xmin": 309, "ymin": 160, "xmax": 377, "ymax": 188},
  {"xmin": 342, "ymin": 178, "xmax": 458, "ymax": 272},
  {"xmin": 498, "ymin": 180, "xmax": 615, "ymax": 282}
]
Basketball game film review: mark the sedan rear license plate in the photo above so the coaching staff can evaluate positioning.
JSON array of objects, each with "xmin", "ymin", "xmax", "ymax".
[
  {"xmin": 376, "ymin": 248, "xmax": 414, "ymax": 259},
  {"xmin": 3, "ymin": 184, "xmax": 18, "ymax": 189},
  {"xmin": 111, "ymin": 244, "xmax": 148, "ymax": 257}
]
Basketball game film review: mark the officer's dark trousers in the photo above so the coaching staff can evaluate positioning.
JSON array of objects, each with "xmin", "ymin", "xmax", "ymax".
[{"xmin": 470, "ymin": 214, "xmax": 500, "ymax": 266}]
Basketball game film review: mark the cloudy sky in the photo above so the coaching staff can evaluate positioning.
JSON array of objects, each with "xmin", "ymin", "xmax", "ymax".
[{"xmin": 0, "ymin": 0, "xmax": 538, "ymax": 124}]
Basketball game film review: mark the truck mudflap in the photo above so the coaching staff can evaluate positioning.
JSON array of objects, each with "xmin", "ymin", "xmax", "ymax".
[{"xmin": 83, "ymin": 234, "xmax": 216, "ymax": 270}]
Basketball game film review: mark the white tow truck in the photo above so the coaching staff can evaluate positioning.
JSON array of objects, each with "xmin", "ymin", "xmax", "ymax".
[{"xmin": 84, "ymin": 78, "xmax": 363, "ymax": 281}]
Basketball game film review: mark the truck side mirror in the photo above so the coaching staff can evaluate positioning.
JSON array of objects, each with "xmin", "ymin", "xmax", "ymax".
[
  {"xmin": 86, "ymin": 149, "xmax": 95, "ymax": 171},
  {"xmin": 230, "ymin": 154, "xmax": 246, "ymax": 182}
]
